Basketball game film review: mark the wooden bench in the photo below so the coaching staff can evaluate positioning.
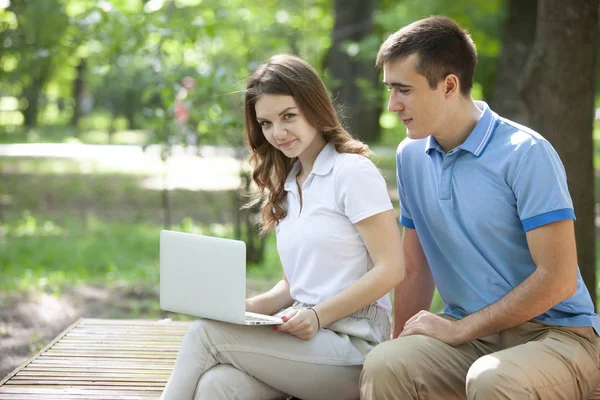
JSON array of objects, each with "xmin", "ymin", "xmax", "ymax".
[
  {"xmin": 0, "ymin": 318, "xmax": 190, "ymax": 399},
  {"xmin": 1, "ymin": 318, "xmax": 599, "ymax": 399}
]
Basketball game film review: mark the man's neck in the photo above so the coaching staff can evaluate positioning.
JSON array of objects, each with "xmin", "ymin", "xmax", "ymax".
[{"xmin": 434, "ymin": 98, "xmax": 482, "ymax": 153}]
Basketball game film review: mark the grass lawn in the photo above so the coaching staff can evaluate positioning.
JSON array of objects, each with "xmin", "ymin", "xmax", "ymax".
[
  {"xmin": 0, "ymin": 155, "xmax": 281, "ymax": 301},
  {"xmin": 0, "ymin": 212, "xmax": 281, "ymax": 295}
]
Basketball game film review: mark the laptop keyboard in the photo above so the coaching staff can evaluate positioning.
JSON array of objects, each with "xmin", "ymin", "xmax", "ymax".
[{"xmin": 246, "ymin": 314, "xmax": 276, "ymax": 322}]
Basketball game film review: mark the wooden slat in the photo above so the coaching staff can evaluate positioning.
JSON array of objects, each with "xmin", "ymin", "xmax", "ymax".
[
  {"xmin": 0, "ymin": 318, "xmax": 83, "ymax": 387},
  {"xmin": 0, "ymin": 318, "xmax": 190, "ymax": 399}
]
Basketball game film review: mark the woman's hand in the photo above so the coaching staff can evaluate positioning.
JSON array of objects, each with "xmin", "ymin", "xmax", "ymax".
[{"xmin": 276, "ymin": 308, "xmax": 320, "ymax": 340}]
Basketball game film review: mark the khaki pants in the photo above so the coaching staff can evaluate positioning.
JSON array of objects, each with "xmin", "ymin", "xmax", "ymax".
[
  {"xmin": 161, "ymin": 302, "xmax": 390, "ymax": 400},
  {"xmin": 360, "ymin": 318, "xmax": 600, "ymax": 400}
]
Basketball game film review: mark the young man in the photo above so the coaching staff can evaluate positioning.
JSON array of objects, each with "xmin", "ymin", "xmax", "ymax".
[{"xmin": 360, "ymin": 16, "xmax": 600, "ymax": 400}]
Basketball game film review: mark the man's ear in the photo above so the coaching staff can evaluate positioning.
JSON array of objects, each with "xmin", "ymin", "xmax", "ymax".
[{"xmin": 443, "ymin": 74, "xmax": 460, "ymax": 97}]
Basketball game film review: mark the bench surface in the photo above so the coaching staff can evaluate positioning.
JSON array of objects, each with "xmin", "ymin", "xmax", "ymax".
[
  {"xmin": 0, "ymin": 318, "xmax": 190, "ymax": 400},
  {"xmin": 1, "ymin": 317, "xmax": 599, "ymax": 399}
]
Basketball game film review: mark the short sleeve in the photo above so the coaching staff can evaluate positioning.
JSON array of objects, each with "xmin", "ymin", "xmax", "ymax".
[
  {"xmin": 512, "ymin": 140, "xmax": 575, "ymax": 232},
  {"xmin": 335, "ymin": 156, "xmax": 393, "ymax": 224},
  {"xmin": 397, "ymin": 143, "xmax": 415, "ymax": 229}
]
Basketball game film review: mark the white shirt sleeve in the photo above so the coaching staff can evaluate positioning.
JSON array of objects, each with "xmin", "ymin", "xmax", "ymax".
[{"xmin": 335, "ymin": 155, "xmax": 394, "ymax": 224}]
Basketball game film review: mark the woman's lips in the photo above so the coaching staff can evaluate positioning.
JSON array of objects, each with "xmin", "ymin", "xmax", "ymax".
[{"xmin": 279, "ymin": 139, "xmax": 296, "ymax": 149}]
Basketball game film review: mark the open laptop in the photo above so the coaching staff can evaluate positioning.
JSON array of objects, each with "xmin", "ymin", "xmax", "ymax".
[{"xmin": 159, "ymin": 230, "xmax": 283, "ymax": 325}]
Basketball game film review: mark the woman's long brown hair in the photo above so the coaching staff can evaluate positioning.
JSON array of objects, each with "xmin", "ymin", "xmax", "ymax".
[{"xmin": 244, "ymin": 54, "xmax": 371, "ymax": 233}]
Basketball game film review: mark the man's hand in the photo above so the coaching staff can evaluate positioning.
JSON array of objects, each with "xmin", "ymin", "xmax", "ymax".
[
  {"xmin": 276, "ymin": 308, "xmax": 319, "ymax": 340},
  {"xmin": 399, "ymin": 310, "xmax": 467, "ymax": 346}
]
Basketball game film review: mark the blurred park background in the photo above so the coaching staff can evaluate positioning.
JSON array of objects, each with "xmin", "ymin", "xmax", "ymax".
[{"xmin": 1, "ymin": 0, "xmax": 599, "ymax": 378}]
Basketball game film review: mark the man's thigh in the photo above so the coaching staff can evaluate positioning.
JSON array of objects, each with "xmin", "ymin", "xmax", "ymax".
[
  {"xmin": 361, "ymin": 333, "xmax": 500, "ymax": 400},
  {"xmin": 467, "ymin": 322, "xmax": 600, "ymax": 399}
]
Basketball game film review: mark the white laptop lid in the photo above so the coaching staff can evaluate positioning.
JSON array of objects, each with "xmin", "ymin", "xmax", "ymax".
[{"xmin": 160, "ymin": 230, "xmax": 247, "ymax": 324}]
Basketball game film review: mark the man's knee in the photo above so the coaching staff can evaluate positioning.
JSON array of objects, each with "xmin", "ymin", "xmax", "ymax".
[
  {"xmin": 361, "ymin": 336, "xmax": 438, "ymax": 399},
  {"xmin": 466, "ymin": 355, "xmax": 516, "ymax": 398},
  {"xmin": 362, "ymin": 336, "xmax": 432, "ymax": 383},
  {"xmin": 362, "ymin": 341, "xmax": 398, "ymax": 382}
]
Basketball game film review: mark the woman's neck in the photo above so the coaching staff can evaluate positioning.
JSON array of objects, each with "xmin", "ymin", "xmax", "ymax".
[{"xmin": 297, "ymin": 135, "xmax": 327, "ymax": 179}]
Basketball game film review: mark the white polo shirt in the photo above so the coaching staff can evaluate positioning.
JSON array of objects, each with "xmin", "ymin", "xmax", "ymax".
[{"xmin": 276, "ymin": 143, "xmax": 393, "ymax": 311}]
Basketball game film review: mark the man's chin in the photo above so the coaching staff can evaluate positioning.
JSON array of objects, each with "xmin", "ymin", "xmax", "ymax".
[{"xmin": 405, "ymin": 130, "xmax": 420, "ymax": 139}]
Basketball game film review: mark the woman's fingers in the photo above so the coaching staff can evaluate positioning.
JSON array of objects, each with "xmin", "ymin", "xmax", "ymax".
[{"xmin": 275, "ymin": 309, "xmax": 318, "ymax": 340}]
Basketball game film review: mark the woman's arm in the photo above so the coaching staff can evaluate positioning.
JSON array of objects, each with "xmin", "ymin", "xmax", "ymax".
[
  {"xmin": 314, "ymin": 209, "xmax": 405, "ymax": 325},
  {"xmin": 278, "ymin": 209, "xmax": 405, "ymax": 339},
  {"xmin": 246, "ymin": 274, "xmax": 294, "ymax": 316}
]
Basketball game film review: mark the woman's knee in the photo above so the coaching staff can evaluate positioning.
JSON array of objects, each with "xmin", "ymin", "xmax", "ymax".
[
  {"xmin": 195, "ymin": 364, "xmax": 277, "ymax": 400},
  {"xmin": 188, "ymin": 318, "xmax": 214, "ymax": 332},
  {"xmin": 195, "ymin": 365, "xmax": 237, "ymax": 400},
  {"xmin": 186, "ymin": 318, "xmax": 226, "ymax": 339}
]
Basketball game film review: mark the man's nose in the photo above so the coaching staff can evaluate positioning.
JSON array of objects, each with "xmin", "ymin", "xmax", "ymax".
[{"xmin": 388, "ymin": 94, "xmax": 404, "ymax": 113}]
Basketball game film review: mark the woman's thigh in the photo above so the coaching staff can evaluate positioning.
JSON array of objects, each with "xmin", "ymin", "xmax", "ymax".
[{"xmin": 193, "ymin": 319, "xmax": 366, "ymax": 400}]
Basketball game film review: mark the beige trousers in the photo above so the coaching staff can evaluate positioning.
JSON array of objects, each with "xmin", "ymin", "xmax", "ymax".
[
  {"xmin": 360, "ymin": 318, "xmax": 600, "ymax": 400},
  {"xmin": 161, "ymin": 302, "xmax": 390, "ymax": 400}
]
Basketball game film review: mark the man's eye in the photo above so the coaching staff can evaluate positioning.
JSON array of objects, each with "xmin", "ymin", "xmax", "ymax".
[{"xmin": 399, "ymin": 89, "xmax": 410, "ymax": 94}]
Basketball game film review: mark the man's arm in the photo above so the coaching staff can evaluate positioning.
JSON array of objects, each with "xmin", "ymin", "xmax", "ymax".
[
  {"xmin": 401, "ymin": 219, "xmax": 578, "ymax": 345},
  {"xmin": 392, "ymin": 227, "xmax": 435, "ymax": 338}
]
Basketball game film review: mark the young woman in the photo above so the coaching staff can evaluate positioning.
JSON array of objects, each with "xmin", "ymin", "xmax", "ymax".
[{"xmin": 161, "ymin": 54, "xmax": 405, "ymax": 400}]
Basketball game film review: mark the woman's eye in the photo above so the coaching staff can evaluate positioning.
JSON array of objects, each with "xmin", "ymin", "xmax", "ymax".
[
  {"xmin": 283, "ymin": 113, "xmax": 295, "ymax": 120},
  {"xmin": 259, "ymin": 121, "xmax": 271, "ymax": 127}
]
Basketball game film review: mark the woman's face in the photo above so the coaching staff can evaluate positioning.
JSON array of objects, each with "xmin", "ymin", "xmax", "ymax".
[{"xmin": 254, "ymin": 94, "xmax": 320, "ymax": 159}]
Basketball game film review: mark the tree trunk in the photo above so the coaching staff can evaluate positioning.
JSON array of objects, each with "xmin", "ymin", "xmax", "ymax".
[
  {"xmin": 326, "ymin": 0, "xmax": 381, "ymax": 143},
  {"xmin": 124, "ymin": 90, "xmax": 137, "ymax": 129},
  {"xmin": 491, "ymin": 0, "xmax": 537, "ymax": 125},
  {"xmin": 23, "ymin": 79, "xmax": 42, "ymax": 127},
  {"xmin": 522, "ymin": 0, "xmax": 599, "ymax": 308},
  {"xmin": 70, "ymin": 59, "xmax": 86, "ymax": 128}
]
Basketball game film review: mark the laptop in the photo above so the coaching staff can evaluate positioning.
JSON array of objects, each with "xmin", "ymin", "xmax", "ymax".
[{"xmin": 159, "ymin": 230, "xmax": 283, "ymax": 325}]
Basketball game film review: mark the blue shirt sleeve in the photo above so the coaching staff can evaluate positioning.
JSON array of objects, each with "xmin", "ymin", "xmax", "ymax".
[
  {"xmin": 512, "ymin": 139, "xmax": 575, "ymax": 232},
  {"xmin": 397, "ymin": 144, "xmax": 415, "ymax": 229}
]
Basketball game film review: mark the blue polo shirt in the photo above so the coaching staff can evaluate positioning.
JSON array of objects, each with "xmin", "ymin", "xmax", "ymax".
[{"xmin": 397, "ymin": 101, "xmax": 600, "ymax": 333}]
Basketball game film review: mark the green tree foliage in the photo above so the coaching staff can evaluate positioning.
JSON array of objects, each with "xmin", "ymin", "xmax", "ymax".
[
  {"xmin": 0, "ymin": 0, "xmax": 516, "ymax": 144},
  {"xmin": 0, "ymin": 0, "xmax": 71, "ymax": 126},
  {"xmin": 1, "ymin": 0, "xmax": 334, "ymax": 144}
]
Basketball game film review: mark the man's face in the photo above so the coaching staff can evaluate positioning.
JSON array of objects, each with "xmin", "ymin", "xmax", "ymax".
[{"xmin": 383, "ymin": 54, "xmax": 447, "ymax": 140}]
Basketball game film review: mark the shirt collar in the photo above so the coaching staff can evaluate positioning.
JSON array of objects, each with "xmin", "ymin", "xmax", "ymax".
[
  {"xmin": 311, "ymin": 142, "xmax": 337, "ymax": 176},
  {"xmin": 425, "ymin": 101, "xmax": 497, "ymax": 157},
  {"xmin": 284, "ymin": 142, "xmax": 337, "ymax": 191}
]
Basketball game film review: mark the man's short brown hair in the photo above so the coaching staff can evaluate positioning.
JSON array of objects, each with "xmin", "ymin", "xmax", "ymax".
[{"xmin": 376, "ymin": 16, "xmax": 477, "ymax": 96}]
